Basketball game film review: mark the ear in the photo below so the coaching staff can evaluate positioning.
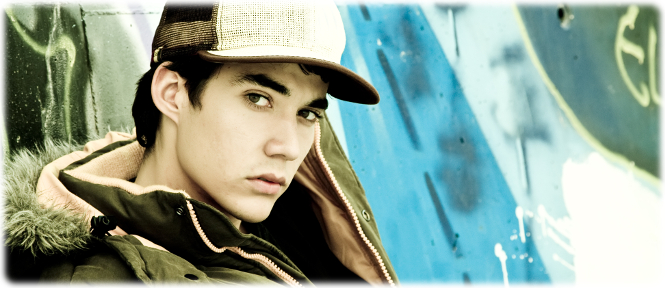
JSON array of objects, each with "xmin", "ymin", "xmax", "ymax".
[{"xmin": 151, "ymin": 62, "xmax": 187, "ymax": 125}]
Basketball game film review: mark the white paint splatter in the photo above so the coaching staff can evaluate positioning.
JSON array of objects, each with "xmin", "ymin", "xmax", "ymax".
[
  {"xmin": 537, "ymin": 204, "xmax": 572, "ymax": 239},
  {"xmin": 535, "ymin": 204, "xmax": 577, "ymax": 256},
  {"xmin": 494, "ymin": 243, "xmax": 509, "ymax": 287},
  {"xmin": 515, "ymin": 206, "xmax": 526, "ymax": 243},
  {"xmin": 553, "ymin": 253, "xmax": 575, "ymax": 272},
  {"xmin": 562, "ymin": 152, "xmax": 662, "ymax": 284},
  {"xmin": 547, "ymin": 227, "xmax": 575, "ymax": 255}
]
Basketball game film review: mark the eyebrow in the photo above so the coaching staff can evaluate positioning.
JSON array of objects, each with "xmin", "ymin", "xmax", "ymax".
[
  {"xmin": 233, "ymin": 74, "xmax": 290, "ymax": 96},
  {"xmin": 307, "ymin": 98, "xmax": 329, "ymax": 110}
]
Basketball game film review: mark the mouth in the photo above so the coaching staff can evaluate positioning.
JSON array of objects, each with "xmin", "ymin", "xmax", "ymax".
[
  {"xmin": 255, "ymin": 174, "xmax": 286, "ymax": 186},
  {"xmin": 258, "ymin": 177, "xmax": 274, "ymax": 183},
  {"xmin": 247, "ymin": 174, "xmax": 286, "ymax": 195}
]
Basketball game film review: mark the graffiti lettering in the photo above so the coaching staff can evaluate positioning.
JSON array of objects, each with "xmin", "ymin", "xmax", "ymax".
[
  {"xmin": 615, "ymin": 5, "xmax": 659, "ymax": 107},
  {"xmin": 648, "ymin": 25, "xmax": 660, "ymax": 105},
  {"xmin": 6, "ymin": 6, "xmax": 77, "ymax": 140}
]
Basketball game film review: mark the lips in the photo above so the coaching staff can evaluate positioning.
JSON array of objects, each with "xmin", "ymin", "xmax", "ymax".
[
  {"xmin": 255, "ymin": 174, "xmax": 286, "ymax": 186},
  {"xmin": 248, "ymin": 174, "xmax": 285, "ymax": 195}
]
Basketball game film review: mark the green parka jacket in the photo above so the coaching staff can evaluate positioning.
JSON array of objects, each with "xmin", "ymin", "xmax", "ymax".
[{"xmin": 4, "ymin": 116, "xmax": 398, "ymax": 285}]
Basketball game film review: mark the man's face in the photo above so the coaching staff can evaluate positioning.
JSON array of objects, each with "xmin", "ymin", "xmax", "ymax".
[{"xmin": 175, "ymin": 62, "xmax": 329, "ymax": 223}]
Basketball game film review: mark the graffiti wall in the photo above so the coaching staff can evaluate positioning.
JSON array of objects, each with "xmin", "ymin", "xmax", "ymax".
[{"xmin": 3, "ymin": 2, "xmax": 661, "ymax": 285}]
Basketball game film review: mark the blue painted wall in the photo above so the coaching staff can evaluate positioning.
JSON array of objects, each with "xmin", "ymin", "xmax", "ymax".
[{"xmin": 338, "ymin": 4, "xmax": 549, "ymax": 283}]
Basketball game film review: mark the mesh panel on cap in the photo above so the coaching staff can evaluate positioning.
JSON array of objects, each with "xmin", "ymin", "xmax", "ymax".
[
  {"xmin": 163, "ymin": 5, "xmax": 214, "ymax": 24},
  {"xmin": 216, "ymin": 1, "xmax": 335, "ymax": 60},
  {"xmin": 152, "ymin": 3, "xmax": 219, "ymax": 59}
]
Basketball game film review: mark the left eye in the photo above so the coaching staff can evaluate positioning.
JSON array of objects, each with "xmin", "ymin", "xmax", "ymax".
[{"xmin": 298, "ymin": 110, "xmax": 318, "ymax": 121}]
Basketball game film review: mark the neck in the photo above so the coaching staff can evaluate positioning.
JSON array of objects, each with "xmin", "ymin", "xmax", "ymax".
[{"xmin": 134, "ymin": 128, "xmax": 245, "ymax": 232}]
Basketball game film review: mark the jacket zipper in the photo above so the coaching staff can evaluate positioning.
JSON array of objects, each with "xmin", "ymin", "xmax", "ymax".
[
  {"xmin": 186, "ymin": 200, "xmax": 301, "ymax": 286},
  {"xmin": 313, "ymin": 122, "xmax": 395, "ymax": 286}
]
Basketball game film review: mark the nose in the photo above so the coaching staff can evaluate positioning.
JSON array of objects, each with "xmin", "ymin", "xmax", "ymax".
[{"xmin": 264, "ymin": 118, "xmax": 300, "ymax": 161}]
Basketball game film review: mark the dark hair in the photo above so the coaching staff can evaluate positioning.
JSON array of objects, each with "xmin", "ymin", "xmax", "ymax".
[
  {"xmin": 299, "ymin": 64, "xmax": 331, "ymax": 84},
  {"xmin": 132, "ymin": 55, "xmax": 221, "ymax": 151},
  {"xmin": 132, "ymin": 56, "xmax": 331, "ymax": 152}
]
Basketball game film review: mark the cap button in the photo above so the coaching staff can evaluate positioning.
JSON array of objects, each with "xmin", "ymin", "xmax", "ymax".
[{"xmin": 153, "ymin": 47, "xmax": 163, "ymax": 63}]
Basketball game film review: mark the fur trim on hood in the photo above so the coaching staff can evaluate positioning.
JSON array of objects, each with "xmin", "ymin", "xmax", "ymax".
[{"xmin": 4, "ymin": 139, "xmax": 91, "ymax": 257}]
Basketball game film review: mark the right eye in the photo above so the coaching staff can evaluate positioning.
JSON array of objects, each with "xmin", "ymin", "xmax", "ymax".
[{"xmin": 247, "ymin": 94, "xmax": 271, "ymax": 108}]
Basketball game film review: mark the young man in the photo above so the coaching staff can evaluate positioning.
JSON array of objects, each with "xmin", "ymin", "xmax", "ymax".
[{"xmin": 4, "ymin": 1, "xmax": 397, "ymax": 285}]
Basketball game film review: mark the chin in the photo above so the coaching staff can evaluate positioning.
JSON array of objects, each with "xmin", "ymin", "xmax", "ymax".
[
  {"xmin": 238, "ymin": 212, "xmax": 271, "ymax": 224},
  {"xmin": 234, "ymin": 201, "xmax": 276, "ymax": 224}
]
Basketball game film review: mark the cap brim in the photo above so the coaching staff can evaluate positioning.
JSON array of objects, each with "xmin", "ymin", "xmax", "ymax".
[{"xmin": 197, "ymin": 51, "xmax": 379, "ymax": 105}]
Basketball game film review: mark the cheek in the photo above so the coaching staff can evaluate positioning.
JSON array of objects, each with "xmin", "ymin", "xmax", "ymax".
[
  {"xmin": 177, "ymin": 111, "xmax": 214, "ymax": 175},
  {"xmin": 296, "ymin": 127, "xmax": 316, "ymax": 163},
  {"xmin": 178, "ymin": 107, "xmax": 243, "ymax": 173}
]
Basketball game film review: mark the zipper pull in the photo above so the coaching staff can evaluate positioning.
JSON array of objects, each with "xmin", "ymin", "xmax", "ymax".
[{"xmin": 90, "ymin": 215, "xmax": 117, "ymax": 238}]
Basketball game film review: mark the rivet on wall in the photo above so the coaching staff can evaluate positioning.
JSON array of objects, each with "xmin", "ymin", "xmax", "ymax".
[{"xmin": 557, "ymin": 4, "xmax": 574, "ymax": 30}]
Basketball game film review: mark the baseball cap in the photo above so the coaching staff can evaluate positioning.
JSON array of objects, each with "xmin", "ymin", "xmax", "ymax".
[{"xmin": 151, "ymin": 0, "xmax": 379, "ymax": 105}]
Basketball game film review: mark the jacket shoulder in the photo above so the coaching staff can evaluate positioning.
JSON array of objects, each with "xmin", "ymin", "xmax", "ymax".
[
  {"xmin": 41, "ymin": 235, "xmax": 277, "ymax": 284},
  {"xmin": 6, "ymin": 236, "xmax": 136, "ymax": 282},
  {"xmin": 40, "ymin": 237, "xmax": 138, "ymax": 282},
  {"xmin": 102, "ymin": 235, "xmax": 278, "ymax": 284}
]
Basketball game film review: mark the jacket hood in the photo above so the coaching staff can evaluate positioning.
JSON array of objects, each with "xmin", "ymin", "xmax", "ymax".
[
  {"xmin": 4, "ymin": 117, "xmax": 397, "ymax": 284},
  {"xmin": 4, "ymin": 138, "xmax": 90, "ymax": 257}
]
